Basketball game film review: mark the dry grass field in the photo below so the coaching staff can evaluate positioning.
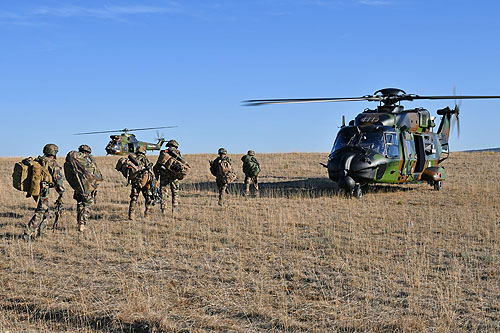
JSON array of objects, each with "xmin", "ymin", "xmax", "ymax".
[{"xmin": 0, "ymin": 152, "xmax": 499, "ymax": 332}]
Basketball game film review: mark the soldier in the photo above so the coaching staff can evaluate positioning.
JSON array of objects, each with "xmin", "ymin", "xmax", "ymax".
[
  {"xmin": 24, "ymin": 144, "xmax": 65, "ymax": 239},
  {"xmin": 153, "ymin": 139, "xmax": 183, "ymax": 214},
  {"xmin": 128, "ymin": 146, "xmax": 154, "ymax": 220},
  {"xmin": 65, "ymin": 145, "xmax": 103, "ymax": 232},
  {"xmin": 210, "ymin": 148, "xmax": 236, "ymax": 206},
  {"xmin": 241, "ymin": 150, "xmax": 260, "ymax": 197}
]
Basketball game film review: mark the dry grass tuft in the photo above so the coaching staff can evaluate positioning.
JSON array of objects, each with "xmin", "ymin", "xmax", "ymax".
[{"xmin": 0, "ymin": 152, "xmax": 499, "ymax": 331}]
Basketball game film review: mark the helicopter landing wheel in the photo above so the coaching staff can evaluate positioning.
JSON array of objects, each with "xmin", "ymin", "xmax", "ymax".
[
  {"xmin": 433, "ymin": 181, "xmax": 443, "ymax": 191},
  {"xmin": 352, "ymin": 186, "xmax": 363, "ymax": 199}
]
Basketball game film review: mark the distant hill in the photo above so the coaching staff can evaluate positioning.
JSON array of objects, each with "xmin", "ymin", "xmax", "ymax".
[{"xmin": 463, "ymin": 147, "xmax": 500, "ymax": 153}]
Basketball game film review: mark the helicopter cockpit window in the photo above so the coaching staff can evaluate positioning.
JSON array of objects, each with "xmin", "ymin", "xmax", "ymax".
[
  {"xmin": 332, "ymin": 127, "xmax": 386, "ymax": 155},
  {"xmin": 384, "ymin": 133, "xmax": 399, "ymax": 158},
  {"xmin": 358, "ymin": 132, "xmax": 385, "ymax": 155},
  {"xmin": 332, "ymin": 128, "xmax": 357, "ymax": 152}
]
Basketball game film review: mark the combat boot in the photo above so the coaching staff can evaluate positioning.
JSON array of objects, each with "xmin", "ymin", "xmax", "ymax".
[
  {"xmin": 144, "ymin": 206, "xmax": 151, "ymax": 218},
  {"xmin": 172, "ymin": 205, "xmax": 178, "ymax": 214},
  {"xmin": 78, "ymin": 223, "xmax": 86, "ymax": 232}
]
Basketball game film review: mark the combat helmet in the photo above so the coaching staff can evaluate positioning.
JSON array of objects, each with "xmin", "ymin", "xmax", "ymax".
[
  {"xmin": 218, "ymin": 147, "xmax": 227, "ymax": 155},
  {"xmin": 166, "ymin": 139, "xmax": 179, "ymax": 148},
  {"xmin": 43, "ymin": 143, "xmax": 59, "ymax": 157},
  {"xmin": 247, "ymin": 150, "xmax": 255, "ymax": 156},
  {"xmin": 136, "ymin": 146, "xmax": 147, "ymax": 154},
  {"xmin": 78, "ymin": 144, "xmax": 92, "ymax": 154}
]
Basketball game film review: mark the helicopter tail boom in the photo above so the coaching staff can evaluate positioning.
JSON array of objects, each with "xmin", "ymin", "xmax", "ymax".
[{"xmin": 436, "ymin": 106, "xmax": 459, "ymax": 148}]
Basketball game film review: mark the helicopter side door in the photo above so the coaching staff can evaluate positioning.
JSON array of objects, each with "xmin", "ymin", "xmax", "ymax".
[{"xmin": 400, "ymin": 132, "xmax": 416, "ymax": 181}]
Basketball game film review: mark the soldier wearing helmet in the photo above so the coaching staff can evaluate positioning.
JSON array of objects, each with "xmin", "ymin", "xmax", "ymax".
[
  {"xmin": 153, "ymin": 139, "xmax": 184, "ymax": 214},
  {"xmin": 24, "ymin": 144, "xmax": 65, "ymax": 239},
  {"xmin": 241, "ymin": 150, "xmax": 260, "ymax": 197},
  {"xmin": 209, "ymin": 148, "xmax": 236, "ymax": 206},
  {"xmin": 127, "ymin": 145, "xmax": 153, "ymax": 220},
  {"xmin": 65, "ymin": 144, "xmax": 102, "ymax": 232}
]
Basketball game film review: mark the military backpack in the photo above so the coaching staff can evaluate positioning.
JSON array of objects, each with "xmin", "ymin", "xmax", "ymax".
[
  {"xmin": 217, "ymin": 158, "xmax": 237, "ymax": 183},
  {"xmin": 12, "ymin": 157, "xmax": 53, "ymax": 197},
  {"xmin": 241, "ymin": 155, "xmax": 260, "ymax": 177},
  {"xmin": 156, "ymin": 150, "xmax": 191, "ymax": 181},
  {"xmin": 64, "ymin": 151, "xmax": 103, "ymax": 196}
]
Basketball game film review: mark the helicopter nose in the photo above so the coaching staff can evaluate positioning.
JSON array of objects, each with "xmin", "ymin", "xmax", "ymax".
[{"xmin": 327, "ymin": 148, "xmax": 377, "ymax": 187}]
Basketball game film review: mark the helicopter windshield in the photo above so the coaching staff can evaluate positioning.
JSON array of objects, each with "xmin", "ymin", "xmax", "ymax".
[{"xmin": 332, "ymin": 127, "xmax": 386, "ymax": 155}]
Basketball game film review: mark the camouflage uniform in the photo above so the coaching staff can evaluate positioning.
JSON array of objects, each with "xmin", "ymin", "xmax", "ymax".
[
  {"xmin": 242, "ymin": 150, "xmax": 260, "ymax": 197},
  {"xmin": 153, "ymin": 140, "xmax": 182, "ymax": 214},
  {"xmin": 211, "ymin": 148, "xmax": 233, "ymax": 206},
  {"xmin": 24, "ymin": 144, "xmax": 65, "ymax": 239},
  {"xmin": 71, "ymin": 145, "xmax": 102, "ymax": 232},
  {"xmin": 128, "ymin": 146, "xmax": 153, "ymax": 219}
]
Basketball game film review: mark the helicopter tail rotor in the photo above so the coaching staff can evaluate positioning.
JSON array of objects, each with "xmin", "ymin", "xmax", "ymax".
[
  {"xmin": 154, "ymin": 130, "xmax": 165, "ymax": 142},
  {"xmin": 452, "ymin": 84, "xmax": 461, "ymax": 138}
]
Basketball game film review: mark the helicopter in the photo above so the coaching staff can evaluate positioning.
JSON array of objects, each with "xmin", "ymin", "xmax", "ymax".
[
  {"xmin": 245, "ymin": 88, "xmax": 500, "ymax": 198},
  {"xmin": 74, "ymin": 126, "xmax": 177, "ymax": 156}
]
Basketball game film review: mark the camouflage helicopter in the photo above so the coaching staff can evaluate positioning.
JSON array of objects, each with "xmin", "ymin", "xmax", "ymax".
[
  {"xmin": 74, "ymin": 126, "xmax": 176, "ymax": 155},
  {"xmin": 245, "ymin": 88, "xmax": 500, "ymax": 198}
]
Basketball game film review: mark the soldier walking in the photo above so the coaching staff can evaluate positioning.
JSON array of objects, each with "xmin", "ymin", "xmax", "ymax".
[
  {"xmin": 24, "ymin": 144, "xmax": 65, "ymax": 239},
  {"xmin": 241, "ymin": 150, "xmax": 260, "ymax": 197},
  {"xmin": 154, "ymin": 139, "xmax": 184, "ymax": 214},
  {"xmin": 127, "ymin": 146, "xmax": 154, "ymax": 220},
  {"xmin": 210, "ymin": 148, "xmax": 236, "ymax": 206},
  {"xmin": 64, "ymin": 145, "xmax": 103, "ymax": 232}
]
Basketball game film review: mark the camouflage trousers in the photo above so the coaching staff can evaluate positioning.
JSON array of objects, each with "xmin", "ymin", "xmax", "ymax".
[
  {"xmin": 129, "ymin": 186, "xmax": 153, "ymax": 218},
  {"xmin": 74, "ymin": 192, "xmax": 93, "ymax": 228},
  {"xmin": 160, "ymin": 177, "xmax": 179, "ymax": 212},
  {"xmin": 216, "ymin": 178, "xmax": 229, "ymax": 205},
  {"xmin": 244, "ymin": 175, "xmax": 259, "ymax": 196},
  {"xmin": 25, "ymin": 188, "xmax": 50, "ymax": 238}
]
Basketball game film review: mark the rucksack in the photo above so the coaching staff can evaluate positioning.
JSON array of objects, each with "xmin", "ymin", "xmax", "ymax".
[
  {"xmin": 64, "ymin": 151, "xmax": 103, "ymax": 195},
  {"xmin": 115, "ymin": 157, "xmax": 130, "ymax": 179},
  {"xmin": 217, "ymin": 158, "xmax": 237, "ymax": 183},
  {"xmin": 12, "ymin": 157, "xmax": 53, "ymax": 197},
  {"xmin": 241, "ymin": 155, "xmax": 260, "ymax": 177},
  {"xmin": 156, "ymin": 150, "xmax": 191, "ymax": 180}
]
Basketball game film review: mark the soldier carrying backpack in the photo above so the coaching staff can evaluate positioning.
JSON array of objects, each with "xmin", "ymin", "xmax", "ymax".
[
  {"xmin": 241, "ymin": 150, "xmax": 260, "ymax": 197},
  {"xmin": 124, "ymin": 146, "xmax": 157, "ymax": 220},
  {"xmin": 209, "ymin": 148, "xmax": 236, "ymax": 206},
  {"xmin": 153, "ymin": 139, "xmax": 190, "ymax": 214},
  {"xmin": 13, "ymin": 144, "xmax": 65, "ymax": 240},
  {"xmin": 64, "ymin": 145, "xmax": 103, "ymax": 232}
]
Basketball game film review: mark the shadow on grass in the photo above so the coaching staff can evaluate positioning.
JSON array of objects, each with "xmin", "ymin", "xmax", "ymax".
[
  {"xmin": 2, "ymin": 299, "xmax": 159, "ymax": 332},
  {"xmin": 0, "ymin": 212, "xmax": 24, "ymax": 218},
  {"xmin": 184, "ymin": 178, "xmax": 422, "ymax": 199},
  {"xmin": 0, "ymin": 232, "xmax": 24, "ymax": 240},
  {"xmin": 184, "ymin": 178, "xmax": 339, "ymax": 198}
]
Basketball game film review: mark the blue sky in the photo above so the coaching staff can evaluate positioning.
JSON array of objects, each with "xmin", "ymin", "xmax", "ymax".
[{"xmin": 1, "ymin": 0, "xmax": 500, "ymax": 156}]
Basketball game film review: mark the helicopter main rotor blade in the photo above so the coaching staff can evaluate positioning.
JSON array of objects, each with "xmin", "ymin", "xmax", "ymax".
[
  {"xmin": 125, "ymin": 126, "xmax": 177, "ymax": 132},
  {"xmin": 243, "ymin": 96, "xmax": 379, "ymax": 106},
  {"xmin": 244, "ymin": 94, "xmax": 500, "ymax": 106},
  {"xmin": 404, "ymin": 95, "xmax": 500, "ymax": 101},
  {"xmin": 74, "ymin": 126, "xmax": 177, "ymax": 135}
]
